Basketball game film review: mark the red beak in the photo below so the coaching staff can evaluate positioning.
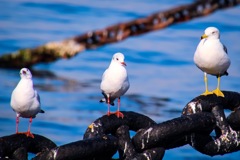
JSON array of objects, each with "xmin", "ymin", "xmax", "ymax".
[{"xmin": 121, "ymin": 62, "xmax": 126, "ymax": 66}]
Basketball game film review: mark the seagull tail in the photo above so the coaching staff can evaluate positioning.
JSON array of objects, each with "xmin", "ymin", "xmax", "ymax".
[
  {"xmin": 99, "ymin": 98, "xmax": 106, "ymax": 103},
  {"xmin": 99, "ymin": 98, "xmax": 114, "ymax": 106},
  {"xmin": 225, "ymin": 71, "xmax": 229, "ymax": 76}
]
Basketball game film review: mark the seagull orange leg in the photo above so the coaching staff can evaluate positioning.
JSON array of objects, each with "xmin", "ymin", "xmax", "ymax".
[
  {"xmin": 115, "ymin": 97, "xmax": 124, "ymax": 118},
  {"xmin": 24, "ymin": 117, "xmax": 34, "ymax": 138},
  {"xmin": 16, "ymin": 114, "xmax": 20, "ymax": 134},
  {"xmin": 107, "ymin": 97, "xmax": 111, "ymax": 116},
  {"xmin": 15, "ymin": 115, "xmax": 34, "ymax": 138}
]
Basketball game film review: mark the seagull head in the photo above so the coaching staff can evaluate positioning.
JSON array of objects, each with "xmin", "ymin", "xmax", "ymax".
[
  {"xmin": 20, "ymin": 68, "xmax": 32, "ymax": 79},
  {"xmin": 201, "ymin": 27, "xmax": 220, "ymax": 40},
  {"xmin": 112, "ymin": 52, "xmax": 126, "ymax": 66}
]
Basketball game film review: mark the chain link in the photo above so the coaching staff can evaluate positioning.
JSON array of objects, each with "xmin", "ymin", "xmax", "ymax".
[
  {"xmin": 74, "ymin": 0, "xmax": 239, "ymax": 49},
  {"xmin": 0, "ymin": 0, "xmax": 239, "ymax": 68}
]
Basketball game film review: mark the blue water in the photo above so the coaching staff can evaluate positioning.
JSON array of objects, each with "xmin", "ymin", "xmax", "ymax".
[{"xmin": 0, "ymin": 0, "xmax": 240, "ymax": 159}]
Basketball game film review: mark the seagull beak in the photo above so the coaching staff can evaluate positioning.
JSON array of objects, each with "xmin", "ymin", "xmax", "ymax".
[
  {"xmin": 201, "ymin": 34, "xmax": 208, "ymax": 39},
  {"xmin": 121, "ymin": 62, "xmax": 127, "ymax": 66}
]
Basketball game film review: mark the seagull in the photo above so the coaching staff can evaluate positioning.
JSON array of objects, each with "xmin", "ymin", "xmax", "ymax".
[
  {"xmin": 10, "ymin": 68, "xmax": 44, "ymax": 138},
  {"xmin": 100, "ymin": 52, "xmax": 130, "ymax": 118},
  {"xmin": 194, "ymin": 27, "xmax": 230, "ymax": 97}
]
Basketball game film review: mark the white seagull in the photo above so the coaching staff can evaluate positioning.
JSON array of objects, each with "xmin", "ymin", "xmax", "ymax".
[
  {"xmin": 194, "ymin": 27, "xmax": 230, "ymax": 97},
  {"xmin": 10, "ymin": 68, "xmax": 44, "ymax": 138},
  {"xmin": 100, "ymin": 52, "xmax": 130, "ymax": 118}
]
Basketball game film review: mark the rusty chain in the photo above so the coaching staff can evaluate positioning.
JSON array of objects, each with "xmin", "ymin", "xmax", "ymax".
[
  {"xmin": 0, "ymin": 0, "xmax": 239, "ymax": 68},
  {"xmin": 74, "ymin": 0, "xmax": 240, "ymax": 49}
]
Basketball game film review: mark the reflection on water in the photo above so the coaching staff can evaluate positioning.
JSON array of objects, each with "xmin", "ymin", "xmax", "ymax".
[
  {"xmin": 32, "ymin": 69, "xmax": 91, "ymax": 92},
  {"xmin": 0, "ymin": 0, "xmax": 240, "ymax": 159}
]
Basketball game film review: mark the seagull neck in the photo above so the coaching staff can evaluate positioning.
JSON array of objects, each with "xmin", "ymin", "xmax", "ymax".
[
  {"xmin": 207, "ymin": 37, "xmax": 220, "ymax": 41},
  {"xmin": 109, "ymin": 62, "xmax": 124, "ymax": 68},
  {"xmin": 20, "ymin": 78, "xmax": 33, "ymax": 87}
]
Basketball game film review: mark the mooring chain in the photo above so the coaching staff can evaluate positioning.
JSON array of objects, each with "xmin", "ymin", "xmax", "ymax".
[
  {"xmin": 74, "ymin": 0, "xmax": 239, "ymax": 49},
  {"xmin": 1, "ymin": 92, "xmax": 240, "ymax": 159},
  {"xmin": 182, "ymin": 91, "xmax": 240, "ymax": 155},
  {"xmin": 0, "ymin": 0, "xmax": 239, "ymax": 68}
]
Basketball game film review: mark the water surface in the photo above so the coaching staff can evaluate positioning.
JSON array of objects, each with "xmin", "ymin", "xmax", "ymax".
[{"xmin": 0, "ymin": 0, "xmax": 240, "ymax": 159}]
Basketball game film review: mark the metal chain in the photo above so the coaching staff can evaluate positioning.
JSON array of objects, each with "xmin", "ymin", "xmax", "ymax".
[
  {"xmin": 0, "ymin": 0, "xmax": 239, "ymax": 68},
  {"xmin": 74, "ymin": 0, "xmax": 240, "ymax": 49}
]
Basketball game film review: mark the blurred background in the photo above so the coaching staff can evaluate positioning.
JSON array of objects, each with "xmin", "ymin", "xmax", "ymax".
[{"xmin": 0, "ymin": 0, "xmax": 240, "ymax": 159}]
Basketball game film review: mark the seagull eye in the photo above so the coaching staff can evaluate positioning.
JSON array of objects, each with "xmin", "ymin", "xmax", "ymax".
[{"xmin": 116, "ymin": 58, "xmax": 119, "ymax": 61}]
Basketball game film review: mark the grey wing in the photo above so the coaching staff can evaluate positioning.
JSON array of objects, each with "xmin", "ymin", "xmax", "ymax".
[
  {"xmin": 35, "ymin": 90, "xmax": 41, "ymax": 104},
  {"xmin": 100, "ymin": 69, "xmax": 108, "ymax": 89},
  {"xmin": 35, "ymin": 90, "xmax": 44, "ymax": 113},
  {"xmin": 101, "ymin": 69, "xmax": 108, "ymax": 80},
  {"xmin": 223, "ymin": 44, "xmax": 228, "ymax": 54}
]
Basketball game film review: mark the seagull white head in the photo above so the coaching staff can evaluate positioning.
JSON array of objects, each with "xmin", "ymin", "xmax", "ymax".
[
  {"xmin": 201, "ymin": 27, "xmax": 220, "ymax": 40},
  {"xmin": 112, "ymin": 52, "xmax": 126, "ymax": 66},
  {"xmin": 20, "ymin": 68, "xmax": 32, "ymax": 79}
]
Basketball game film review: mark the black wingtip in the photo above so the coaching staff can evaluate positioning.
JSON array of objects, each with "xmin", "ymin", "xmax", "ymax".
[
  {"xmin": 40, "ymin": 110, "xmax": 45, "ymax": 113},
  {"xmin": 99, "ymin": 98, "xmax": 114, "ymax": 106},
  {"xmin": 100, "ymin": 98, "xmax": 105, "ymax": 103},
  {"xmin": 225, "ymin": 71, "xmax": 229, "ymax": 76}
]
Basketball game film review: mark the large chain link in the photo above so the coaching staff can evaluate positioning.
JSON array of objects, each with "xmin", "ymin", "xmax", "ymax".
[
  {"xmin": 0, "ymin": 0, "xmax": 239, "ymax": 68},
  {"xmin": 74, "ymin": 0, "xmax": 239, "ymax": 49}
]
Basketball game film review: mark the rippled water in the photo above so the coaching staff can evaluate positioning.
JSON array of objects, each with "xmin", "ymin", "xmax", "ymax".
[{"xmin": 0, "ymin": 0, "xmax": 240, "ymax": 159}]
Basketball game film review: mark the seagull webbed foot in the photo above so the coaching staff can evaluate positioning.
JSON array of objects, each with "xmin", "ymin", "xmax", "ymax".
[
  {"xmin": 16, "ymin": 131, "xmax": 34, "ymax": 138},
  {"xmin": 114, "ymin": 111, "xmax": 124, "ymax": 119},
  {"xmin": 201, "ymin": 90, "xmax": 213, "ymax": 96},
  {"xmin": 106, "ymin": 111, "xmax": 124, "ymax": 118},
  {"xmin": 106, "ymin": 111, "xmax": 113, "ymax": 116},
  {"xmin": 212, "ymin": 88, "xmax": 224, "ymax": 97}
]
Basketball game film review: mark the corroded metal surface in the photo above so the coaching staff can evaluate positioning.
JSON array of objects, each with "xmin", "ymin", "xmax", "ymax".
[{"xmin": 0, "ymin": 0, "xmax": 239, "ymax": 68}]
